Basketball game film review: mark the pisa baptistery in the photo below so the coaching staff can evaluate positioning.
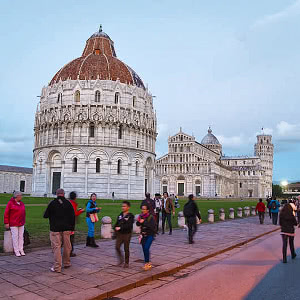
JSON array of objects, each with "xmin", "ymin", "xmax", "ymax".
[{"xmin": 32, "ymin": 27, "xmax": 157, "ymax": 199}]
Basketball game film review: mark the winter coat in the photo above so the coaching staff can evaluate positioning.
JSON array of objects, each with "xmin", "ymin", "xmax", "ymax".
[
  {"xmin": 162, "ymin": 197, "xmax": 175, "ymax": 214},
  {"xmin": 43, "ymin": 196, "xmax": 75, "ymax": 232},
  {"xmin": 136, "ymin": 214, "xmax": 156, "ymax": 237},
  {"xmin": 269, "ymin": 200, "xmax": 280, "ymax": 213},
  {"xmin": 255, "ymin": 202, "xmax": 266, "ymax": 213},
  {"xmin": 280, "ymin": 210, "xmax": 297, "ymax": 234},
  {"xmin": 114, "ymin": 212, "xmax": 134, "ymax": 234},
  {"xmin": 4, "ymin": 197, "xmax": 26, "ymax": 227}
]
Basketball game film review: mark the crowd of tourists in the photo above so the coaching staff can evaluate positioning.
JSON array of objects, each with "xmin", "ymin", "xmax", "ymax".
[{"xmin": 4, "ymin": 191, "xmax": 300, "ymax": 271}]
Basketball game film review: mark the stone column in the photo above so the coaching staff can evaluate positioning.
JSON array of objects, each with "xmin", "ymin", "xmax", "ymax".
[
  {"xmin": 208, "ymin": 209, "xmax": 214, "ymax": 223},
  {"xmin": 3, "ymin": 230, "xmax": 13, "ymax": 253},
  {"xmin": 127, "ymin": 163, "xmax": 131, "ymax": 199},
  {"xmin": 85, "ymin": 161, "xmax": 89, "ymax": 196},
  {"xmin": 107, "ymin": 161, "xmax": 112, "ymax": 198},
  {"xmin": 237, "ymin": 207, "xmax": 243, "ymax": 218},
  {"xmin": 251, "ymin": 206, "xmax": 256, "ymax": 216},
  {"xmin": 219, "ymin": 208, "xmax": 225, "ymax": 221},
  {"xmin": 229, "ymin": 208, "xmax": 234, "ymax": 219},
  {"xmin": 61, "ymin": 161, "xmax": 65, "ymax": 189},
  {"xmin": 177, "ymin": 211, "xmax": 185, "ymax": 228},
  {"xmin": 133, "ymin": 214, "xmax": 141, "ymax": 234},
  {"xmin": 101, "ymin": 216, "xmax": 112, "ymax": 239},
  {"xmin": 244, "ymin": 207, "xmax": 250, "ymax": 217}
]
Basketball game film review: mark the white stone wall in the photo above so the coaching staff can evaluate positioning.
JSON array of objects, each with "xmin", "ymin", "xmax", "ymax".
[{"xmin": 0, "ymin": 172, "xmax": 32, "ymax": 194}]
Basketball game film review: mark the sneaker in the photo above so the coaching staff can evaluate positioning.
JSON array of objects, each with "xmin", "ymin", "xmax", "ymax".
[
  {"xmin": 70, "ymin": 253, "xmax": 76, "ymax": 257},
  {"xmin": 20, "ymin": 250, "xmax": 26, "ymax": 256},
  {"xmin": 143, "ymin": 263, "xmax": 152, "ymax": 271},
  {"xmin": 50, "ymin": 267, "xmax": 61, "ymax": 273},
  {"xmin": 292, "ymin": 254, "xmax": 297, "ymax": 259},
  {"xmin": 15, "ymin": 251, "xmax": 21, "ymax": 257}
]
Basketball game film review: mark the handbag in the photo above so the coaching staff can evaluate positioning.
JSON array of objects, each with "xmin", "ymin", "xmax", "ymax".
[{"xmin": 90, "ymin": 213, "xmax": 99, "ymax": 223}]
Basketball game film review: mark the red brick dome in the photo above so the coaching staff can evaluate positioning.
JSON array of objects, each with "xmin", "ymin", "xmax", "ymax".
[{"xmin": 50, "ymin": 26, "xmax": 145, "ymax": 89}]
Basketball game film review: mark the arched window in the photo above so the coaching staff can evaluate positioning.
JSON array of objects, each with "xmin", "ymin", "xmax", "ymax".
[
  {"xmin": 95, "ymin": 90, "xmax": 101, "ymax": 102},
  {"xmin": 133, "ymin": 96, "xmax": 136, "ymax": 107},
  {"xmin": 117, "ymin": 159, "xmax": 122, "ymax": 174},
  {"xmin": 115, "ymin": 92, "xmax": 120, "ymax": 104},
  {"xmin": 96, "ymin": 158, "xmax": 100, "ymax": 173},
  {"xmin": 75, "ymin": 90, "xmax": 80, "ymax": 103},
  {"xmin": 135, "ymin": 161, "xmax": 139, "ymax": 176},
  {"xmin": 73, "ymin": 158, "xmax": 78, "ymax": 172},
  {"xmin": 118, "ymin": 125, "xmax": 122, "ymax": 139},
  {"xmin": 57, "ymin": 93, "xmax": 62, "ymax": 104},
  {"xmin": 89, "ymin": 123, "xmax": 95, "ymax": 138}
]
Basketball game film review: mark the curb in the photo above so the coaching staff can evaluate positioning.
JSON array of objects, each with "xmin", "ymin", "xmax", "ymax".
[{"xmin": 91, "ymin": 226, "xmax": 280, "ymax": 299}]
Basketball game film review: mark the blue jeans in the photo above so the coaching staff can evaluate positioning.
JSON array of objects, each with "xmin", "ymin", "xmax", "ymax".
[
  {"xmin": 86, "ymin": 217, "xmax": 95, "ymax": 237},
  {"xmin": 142, "ymin": 235, "xmax": 154, "ymax": 263}
]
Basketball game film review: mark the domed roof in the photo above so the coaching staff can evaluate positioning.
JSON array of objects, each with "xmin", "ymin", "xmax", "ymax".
[
  {"xmin": 201, "ymin": 127, "xmax": 220, "ymax": 145},
  {"xmin": 50, "ymin": 26, "xmax": 145, "ymax": 89}
]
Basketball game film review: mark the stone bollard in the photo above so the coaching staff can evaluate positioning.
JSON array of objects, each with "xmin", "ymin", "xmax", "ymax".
[
  {"xmin": 219, "ymin": 208, "xmax": 225, "ymax": 221},
  {"xmin": 244, "ymin": 207, "xmax": 250, "ymax": 217},
  {"xmin": 4, "ymin": 230, "xmax": 13, "ymax": 253},
  {"xmin": 229, "ymin": 208, "xmax": 235, "ymax": 219},
  {"xmin": 101, "ymin": 216, "xmax": 112, "ymax": 239},
  {"xmin": 251, "ymin": 206, "xmax": 256, "ymax": 216},
  {"xmin": 133, "ymin": 214, "xmax": 141, "ymax": 234},
  {"xmin": 237, "ymin": 207, "xmax": 243, "ymax": 218},
  {"xmin": 208, "ymin": 209, "xmax": 214, "ymax": 223},
  {"xmin": 178, "ymin": 211, "xmax": 185, "ymax": 228}
]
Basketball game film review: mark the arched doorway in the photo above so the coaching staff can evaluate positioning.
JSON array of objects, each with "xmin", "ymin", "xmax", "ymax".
[
  {"xmin": 49, "ymin": 152, "xmax": 62, "ymax": 195},
  {"xmin": 145, "ymin": 157, "xmax": 153, "ymax": 195},
  {"xmin": 195, "ymin": 179, "xmax": 201, "ymax": 197},
  {"xmin": 177, "ymin": 175, "xmax": 185, "ymax": 196}
]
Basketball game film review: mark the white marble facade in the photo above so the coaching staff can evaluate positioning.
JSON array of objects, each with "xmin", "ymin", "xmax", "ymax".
[
  {"xmin": 32, "ymin": 28, "xmax": 157, "ymax": 199},
  {"xmin": 0, "ymin": 166, "xmax": 32, "ymax": 194},
  {"xmin": 156, "ymin": 129, "xmax": 273, "ymax": 198}
]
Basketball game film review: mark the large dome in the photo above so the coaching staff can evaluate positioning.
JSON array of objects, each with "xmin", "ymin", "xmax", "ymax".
[
  {"xmin": 50, "ymin": 26, "xmax": 145, "ymax": 89},
  {"xmin": 201, "ymin": 127, "xmax": 220, "ymax": 145}
]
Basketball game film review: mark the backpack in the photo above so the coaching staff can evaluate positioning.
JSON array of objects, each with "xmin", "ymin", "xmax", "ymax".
[
  {"xmin": 183, "ymin": 201, "xmax": 194, "ymax": 217},
  {"xmin": 271, "ymin": 201, "xmax": 277, "ymax": 210}
]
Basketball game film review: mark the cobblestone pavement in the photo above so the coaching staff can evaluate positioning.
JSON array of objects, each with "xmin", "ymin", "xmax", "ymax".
[{"xmin": 0, "ymin": 216, "xmax": 278, "ymax": 300}]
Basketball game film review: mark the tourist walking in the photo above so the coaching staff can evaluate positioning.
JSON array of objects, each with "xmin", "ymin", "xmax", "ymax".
[
  {"xmin": 69, "ymin": 191, "xmax": 84, "ymax": 257},
  {"xmin": 269, "ymin": 197, "xmax": 280, "ymax": 225},
  {"xmin": 43, "ymin": 189, "xmax": 75, "ymax": 272},
  {"xmin": 154, "ymin": 193, "xmax": 162, "ymax": 233},
  {"xmin": 183, "ymin": 194, "xmax": 202, "ymax": 244},
  {"xmin": 4, "ymin": 191, "xmax": 26, "ymax": 257},
  {"xmin": 114, "ymin": 201, "xmax": 134, "ymax": 268},
  {"xmin": 161, "ymin": 192, "xmax": 175, "ymax": 235},
  {"xmin": 86, "ymin": 193, "xmax": 101, "ymax": 247},
  {"xmin": 255, "ymin": 198, "xmax": 266, "ymax": 224},
  {"xmin": 136, "ymin": 204, "xmax": 156, "ymax": 270},
  {"xmin": 140, "ymin": 193, "xmax": 156, "ymax": 217},
  {"xmin": 279, "ymin": 203, "xmax": 297, "ymax": 263},
  {"xmin": 266, "ymin": 197, "xmax": 272, "ymax": 219}
]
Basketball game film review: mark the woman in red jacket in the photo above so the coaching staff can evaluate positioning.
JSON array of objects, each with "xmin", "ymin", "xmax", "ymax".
[
  {"xmin": 69, "ymin": 191, "xmax": 84, "ymax": 257},
  {"xmin": 4, "ymin": 191, "xmax": 26, "ymax": 257}
]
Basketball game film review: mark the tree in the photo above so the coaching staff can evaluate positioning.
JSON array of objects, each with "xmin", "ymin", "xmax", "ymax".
[{"xmin": 272, "ymin": 184, "xmax": 283, "ymax": 197}]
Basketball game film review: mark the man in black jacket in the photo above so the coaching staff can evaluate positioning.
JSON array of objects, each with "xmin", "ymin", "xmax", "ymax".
[
  {"xmin": 114, "ymin": 201, "xmax": 134, "ymax": 268},
  {"xmin": 43, "ymin": 188, "xmax": 75, "ymax": 273},
  {"xmin": 183, "ymin": 194, "xmax": 201, "ymax": 244}
]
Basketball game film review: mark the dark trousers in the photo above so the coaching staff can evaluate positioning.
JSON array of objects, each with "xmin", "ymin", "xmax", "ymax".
[
  {"xmin": 70, "ymin": 234, "xmax": 74, "ymax": 254},
  {"xmin": 258, "ymin": 212, "xmax": 265, "ymax": 224},
  {"xmin": 269, "ymin": 209, "xmax": 272, "ymax": 219},
  {"xmin": 141, "ymin": 235, "xmax": 154, "ymax": 263},
  {"xmin": 187, "ymin": 217, "xmax": 197, "ymax": 243},
  {"xmin": 155, "ymin": 212, "xmax": 160, "ymax": 233},
  {"xmin": 162, "ymin": 211, "xmax": 172, "ymax": 233},
  {"xmin": 272, "ymin": 212, "xmax": 278, "ymax": 225},
  {"xmin": 282, "ymin": 234, "xmax": 296, "ymax": 261},
  {"xmin": 115, "ymin": 232, "xmax": 131, "ymax": 264}
]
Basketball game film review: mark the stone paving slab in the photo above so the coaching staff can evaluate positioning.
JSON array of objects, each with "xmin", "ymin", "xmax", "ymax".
[{"xmin": 0, "ymin": 217, "xmax": 279, "ymax": 300}]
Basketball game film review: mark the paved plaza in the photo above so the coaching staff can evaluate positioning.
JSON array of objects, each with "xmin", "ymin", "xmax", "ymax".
[{"xmin": 0, "ymin": 217, "xmax": 278, "ymax": 300}]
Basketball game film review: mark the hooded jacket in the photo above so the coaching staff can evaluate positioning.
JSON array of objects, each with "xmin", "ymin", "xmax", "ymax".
[{"xmin": 4, "ymin": 197, "xmax": 26, "ymax": 227}]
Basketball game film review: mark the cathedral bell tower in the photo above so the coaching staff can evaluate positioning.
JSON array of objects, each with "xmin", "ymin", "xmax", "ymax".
[{"xmin": 254, "ymin": 132, "xmax": 274, "ymax": 197}]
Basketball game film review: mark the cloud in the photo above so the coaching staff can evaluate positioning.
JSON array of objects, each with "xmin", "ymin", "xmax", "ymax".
[
  {"xmin": 251, "ymin": 0, "xmax": 300, "ymax": 30},
  {"xmin": 216, "ymin": 135, "xmax": 245, "ymax": 149},
  {"xmin": 276, "ymin": 121, "xmax": 300, "ymax": 142}
]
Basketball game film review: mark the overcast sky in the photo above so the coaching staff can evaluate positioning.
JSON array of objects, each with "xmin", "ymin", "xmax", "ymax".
[{"xmin": 0, "ymin": 0, "xmax": 299, "ymax": 183}]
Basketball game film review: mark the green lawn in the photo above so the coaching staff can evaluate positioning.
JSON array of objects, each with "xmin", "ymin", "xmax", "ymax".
[{"xmin": 0, "ymin": 193, "xmax": 262, "ymax": 251}]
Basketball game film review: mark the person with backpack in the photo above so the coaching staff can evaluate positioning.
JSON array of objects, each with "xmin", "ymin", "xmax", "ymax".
[
  {"xmin": 183, "ymin": 194, "xmax": 201, "ymax": 244},
  {"xmin": 136, "ymin": 204, "xmax": 156, "ymax": 270},
  {"xmin": 86, "ymin": 193, "xmax": 101, "ymax": 248},
  {"xmin": 161, "ymin": 192, "xmax": 175, "ymax": 235},
  {"xmin": 255, "ymin": 198, "xmax": 266, "ymax": 224},
  {"xmin": 269, "ymin": 197, "xmax": 280, "ymax": 225},
  {"xmin": 114, "ymin": 201, "xmax": 134, "ymax": 268},
  {"xmin": 279, "ymin": 203, "xmax": 297, "ymax": 263}
]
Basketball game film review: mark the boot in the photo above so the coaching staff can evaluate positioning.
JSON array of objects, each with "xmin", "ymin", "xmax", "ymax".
[
  {"xmin": 86, "ymin": 237, "xmax": 91, "ymax": 247},
  {"xmin": 90, "ymin": 237, "xmax": 99, "ymax": 248}
]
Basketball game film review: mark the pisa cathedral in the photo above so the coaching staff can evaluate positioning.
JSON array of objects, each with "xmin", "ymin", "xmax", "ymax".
[{"xmin": 30, "ymin": 27, "xmax": 273, "ymax": 199}]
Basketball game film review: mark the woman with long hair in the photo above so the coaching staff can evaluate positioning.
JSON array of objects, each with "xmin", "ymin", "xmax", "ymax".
[
  {"xmin": 279, "ymin": 203, "xmax": 297, "ymax": 263},
  {"xmin": 86, "ymin": 193, "xmax": 101, "ymax": 248}
]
